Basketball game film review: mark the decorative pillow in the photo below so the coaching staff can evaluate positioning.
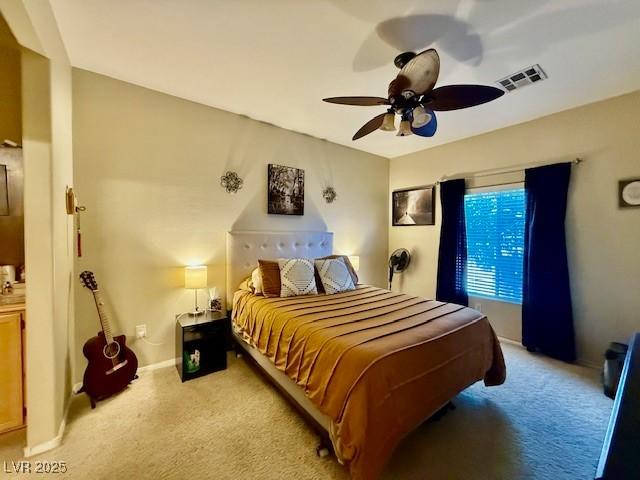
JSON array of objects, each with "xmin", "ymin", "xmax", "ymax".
[
  {"xmin": 237, "ymin": 277, "xmax": 253, "ymax": 292},
  {"xmin": 278, "ymin": 258, "xmax": 318, "ymax": 297},
  {"xmin": 316, "ymin": 255, "xmax": 359, "ymax": 286},
  {"xmin": 258, "ymin": 259, "xmax": 281, "ymax": 297},
  {"xmin": 250, "ymin": 268, "xmax": 263, "ymax": 295},
  {"xmin": 315, "ymin": 257, "xmax": 355, "ymax": 294}
]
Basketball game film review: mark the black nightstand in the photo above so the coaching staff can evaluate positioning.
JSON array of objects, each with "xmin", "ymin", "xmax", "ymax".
[{"xmin": 176, "ymin": 311, "xmax": 228, "ymax": 382}]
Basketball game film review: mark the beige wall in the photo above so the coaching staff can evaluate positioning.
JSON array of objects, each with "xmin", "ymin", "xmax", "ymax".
[
  {"xmin": 0, "ymin": 147, "xmax": 24, "ymax": 266},
  {"xmin": 72, "ymin": 69, "xmax": 389, "ymax": 379},
  {"xmin": 21, "ymin": 48, "xmax": 74, "ymax": 449},
  {"xmin": 0, "ymin": 14, "xmax": 21, "ymax": 143},
  {"xmin": 389, "ymin": 90, "xmax": 640, "ymax": 365},
  {"xmin": 0, "ymin": 45, "xmax": 21, "ymax": 142},
  {"xmin": 0, "ymin": 14, "xmax": 23, "ymax": 266},
  {"xmin": 21, "ymin": 49, "xmax": 56, "ymax": 447},
  {"xmin": 50, "ymin": 58, "xmax": 74, "ymax": 438}
]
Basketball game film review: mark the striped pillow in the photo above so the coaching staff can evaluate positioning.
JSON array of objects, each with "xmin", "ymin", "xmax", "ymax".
[
  {"xmin": 315, "ymin": 257, "xmax": 355, "ymax": 294},
  {"xmin": 278, "ymin": 258, "xmax": 318, "ymax": 297}
]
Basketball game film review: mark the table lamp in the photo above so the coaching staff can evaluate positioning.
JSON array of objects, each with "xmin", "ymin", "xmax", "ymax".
[
  {"xmin": 185, "ymin": 266, "xmax": 207, "ymax": 315},
  {"xmin": 348, "ymin": 255, "xmax": 360, "ymax": 273}
]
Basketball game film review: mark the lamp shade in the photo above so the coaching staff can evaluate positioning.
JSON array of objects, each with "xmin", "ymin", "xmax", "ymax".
[
  {"xmin": 348, "ymin": 255, "xmax": 360, "ymax": 273},
  {"xmin": 185, "ymin": 266, "xmax": 207, "ymax": 289}
]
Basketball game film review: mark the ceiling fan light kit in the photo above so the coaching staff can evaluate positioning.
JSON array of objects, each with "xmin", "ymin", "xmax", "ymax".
[
  {"xmin": 411, "ymin": 106, "xmax": 433, "ymax": 128},
  {"xmin": 323, "ymin": 48, "xmax": 505, "ymax": 141},
  {"xmin": 380, "ymin": 112, "xmax": 397, "ymax": 132},
  {"xmin": 397, "ymin": 119, "xmax": 413, "ymax": 137}
]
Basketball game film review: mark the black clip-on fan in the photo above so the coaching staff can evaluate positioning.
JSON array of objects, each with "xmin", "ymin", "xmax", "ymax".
[{"xmin": 388, "ymin": 248, "xmax": 411, "ymax": 290}]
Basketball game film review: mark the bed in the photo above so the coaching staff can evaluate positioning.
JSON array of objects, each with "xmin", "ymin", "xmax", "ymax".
[{"xmin": 227, "ymin": 231, "xmax": 506, "ymax": 480}]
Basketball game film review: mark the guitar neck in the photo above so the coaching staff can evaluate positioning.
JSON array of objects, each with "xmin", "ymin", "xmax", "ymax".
[{"xmin": 92, "ymin": 290, "xmax": 115, "ymax": 344}]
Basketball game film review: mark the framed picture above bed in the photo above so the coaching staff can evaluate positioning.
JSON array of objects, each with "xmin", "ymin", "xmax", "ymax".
[
  {"xmin": 268, "ymin": 164, "xmax": 304, "ymax": 215},
  {"xmin": 392, "ymin": 185, "xmax": 435, "ymax": 226}
]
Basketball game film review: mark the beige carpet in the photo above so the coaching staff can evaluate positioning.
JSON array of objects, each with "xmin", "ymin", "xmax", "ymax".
[{"xmin": 0, "ymin": 343, "xmax": 612, "ymax": 479}]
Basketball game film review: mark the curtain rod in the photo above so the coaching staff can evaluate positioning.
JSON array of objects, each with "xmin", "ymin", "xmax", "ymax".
[{"xmin": 437, "ymin": 158, "xmax": 583, "ymax": 185}]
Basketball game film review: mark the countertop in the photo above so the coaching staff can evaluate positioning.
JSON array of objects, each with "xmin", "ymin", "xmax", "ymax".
[{"xmin": 0, "ymin": 302, "xmax": 26, "ymax": 314}]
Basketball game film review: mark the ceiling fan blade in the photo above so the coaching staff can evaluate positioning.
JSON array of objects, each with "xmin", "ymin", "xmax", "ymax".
[
  {"xmin": 411, "ymin": 109, "xmax": 438, "ymax": 137},
  {"xmin": 352, "ymin": 113, "xmax": 387, "ymax": 140},
  {"xmin": 426, "ymin": 85, "xmax": 505, "ymax": 111},
  {"xmin": 389, "ymin": 49, "xmax": 440, "ymax": 97},
  {"xmin": 323, "ymin": 96, "xmax": 389, "ymax": 106}
]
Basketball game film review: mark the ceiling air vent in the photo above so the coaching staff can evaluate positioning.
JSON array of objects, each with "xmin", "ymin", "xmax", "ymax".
[{"xmin": 496, "ymin": 64, "xmax": 547, "ymax": 92}]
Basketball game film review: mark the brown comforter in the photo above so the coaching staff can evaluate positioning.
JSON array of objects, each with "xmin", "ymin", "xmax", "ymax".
[{"xmin": 232, "ymin": 285, "xmax": 506, "ymax": 479}]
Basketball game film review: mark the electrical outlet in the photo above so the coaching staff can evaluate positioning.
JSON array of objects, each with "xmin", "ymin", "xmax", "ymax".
[
  {"xmin": 135, "ymin": 324, "xmax": 147, "ymax": 339},
  {"xmin": 474, "ymin": 303, "xmax": 482, "ymax": 313}
]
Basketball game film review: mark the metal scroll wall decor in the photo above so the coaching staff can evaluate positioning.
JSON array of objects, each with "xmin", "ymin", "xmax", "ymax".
[
  {"xmin": 220, "ymin": 171, "xmax": 243, "ymax": 194},
  {"xmin": 322, "ymin": 186, "xmax": 337, "ymax": 204}
]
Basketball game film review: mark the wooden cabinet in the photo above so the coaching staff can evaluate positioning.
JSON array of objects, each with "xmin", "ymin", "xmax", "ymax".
[{"xmin": 0, "ymin": 305, "xmax": 25, "ymax": 433}]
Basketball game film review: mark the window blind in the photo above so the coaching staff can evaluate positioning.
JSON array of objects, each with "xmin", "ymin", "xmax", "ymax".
[{"xmin": 464, "ymin": 187, "xmax": 526, "ymax": 304}]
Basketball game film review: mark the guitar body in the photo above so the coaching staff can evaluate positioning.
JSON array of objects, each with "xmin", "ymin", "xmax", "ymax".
[
  {"xmin": 81, "ymin": 331, "xmax": 138, "ymax": 404},
  {"xmin": 79, "ymin": 270, "xmax": 139, "ymax": 408}
]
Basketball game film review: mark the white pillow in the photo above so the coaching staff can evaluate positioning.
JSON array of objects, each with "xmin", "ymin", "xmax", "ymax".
[
  {"xmin": 278, "ymin": 258, "xmax": 318, "ymax": 297},
  {"xmin": 250, "ymin": 267, "xmax": 263, "ymax": 295},
  {"xmin": 315, "ymin": 257, "xmax": 355, "ymax": 294}
]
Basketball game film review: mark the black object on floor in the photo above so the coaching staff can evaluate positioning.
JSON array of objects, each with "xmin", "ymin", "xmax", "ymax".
[
  {"xmin": 596, "ymin": 333, "xmax": 639, "ymax": 480},
  {"xmin": 427, "ymin": 401, "xmax": 456, "ymax": 423},
  {"xmin": 603, "ymin": 342, "xmax": 628, "ymax": 399}
]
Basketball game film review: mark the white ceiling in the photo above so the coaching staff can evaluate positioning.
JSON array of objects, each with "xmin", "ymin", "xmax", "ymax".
[{"xmin": 50, "ymin": 0, "xmax": 640, "ymax": 158}]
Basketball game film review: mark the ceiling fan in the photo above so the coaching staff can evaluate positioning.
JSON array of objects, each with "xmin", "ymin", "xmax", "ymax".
[{"xmin": 323, "ymin": 49, "xmax": 505, "ymax": 140}]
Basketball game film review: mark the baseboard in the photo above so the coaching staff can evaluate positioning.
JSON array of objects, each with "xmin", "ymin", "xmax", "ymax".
[
  {"xmin": 497, "ymin": 336, "xmax": 523, "ymax": 348},
  {"xmin": 137, "ymin": 357, "xmax": 178, "ymax": 373},
  {"xmin": 497, "ymin": 336, "xmax": 600, "ymax": 370},
  {"xmin": 23, "ymin": 395, "xmax": 71, "ymax": 458},
  {"xmin": 576, "ymin": 358, "xmax": 601, "ymax": 370}
]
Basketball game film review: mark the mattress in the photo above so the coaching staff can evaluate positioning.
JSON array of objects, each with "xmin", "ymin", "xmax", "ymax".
[{"xmin": 232, "ymin": 285, "xmax": 506, "ymax": 480}]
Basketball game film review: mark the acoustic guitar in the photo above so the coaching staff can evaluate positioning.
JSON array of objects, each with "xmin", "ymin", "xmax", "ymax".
[{"xmin": 79, "ymin": 271, "xmax": 138, "ymax": 408}]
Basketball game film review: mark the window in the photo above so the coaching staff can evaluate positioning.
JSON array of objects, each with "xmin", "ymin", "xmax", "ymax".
[{"xmin": 464, "ymin": 187, "xmax": 526, "ymax": 304}]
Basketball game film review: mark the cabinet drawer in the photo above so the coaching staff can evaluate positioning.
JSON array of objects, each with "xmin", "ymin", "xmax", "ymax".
[
  {"xmin": 183, "ymin": 323, "xmax": 224, "ymax": 342},
  {"xmin": 0, "ymin": 311, "xmax": 24, "ymax": 433}
]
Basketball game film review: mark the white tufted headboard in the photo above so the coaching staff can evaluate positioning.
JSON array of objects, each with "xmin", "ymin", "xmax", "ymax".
[{"xmin": 226, "ymin": 230, "xmax": 333, "ymax": 307}]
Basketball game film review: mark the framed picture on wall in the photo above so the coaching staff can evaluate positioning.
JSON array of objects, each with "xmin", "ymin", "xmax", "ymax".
[
  {"xmin": 392, "ymin": 185, "xmax": 436, "ymax": 226},
  {"xmin": 268, "ymin": 164, "xmax": 304, "ymax": 215},
  {"xmin": 619, "ymin": 178, "xmax": 640, "ymax": 208}
]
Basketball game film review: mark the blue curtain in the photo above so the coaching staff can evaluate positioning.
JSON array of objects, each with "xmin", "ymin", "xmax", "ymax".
[
  {"xmin": 436, "ymin": 179, "xmax": 468, "ymax": 306},
  {"xmin": 522, "ymin": 162, "xmax": 576, "ymax": 362}
]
